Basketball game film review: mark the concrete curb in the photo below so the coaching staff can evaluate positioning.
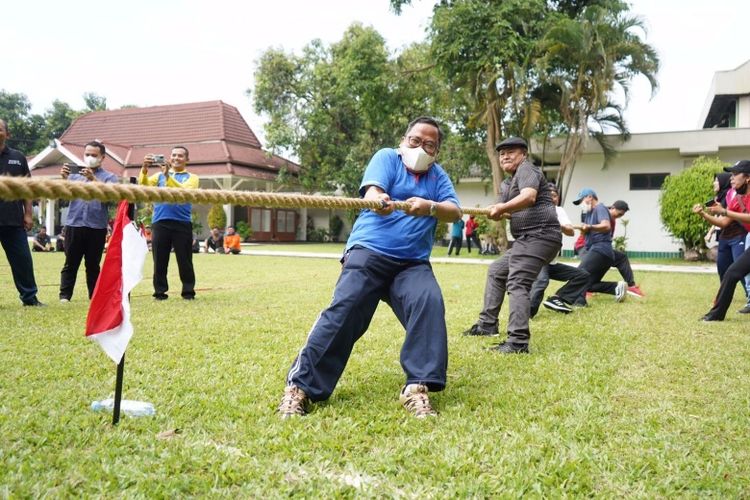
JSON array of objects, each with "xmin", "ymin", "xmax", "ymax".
[{"xmin": 241, "ymin": 250, "xmax": 716, "ymax": 274}]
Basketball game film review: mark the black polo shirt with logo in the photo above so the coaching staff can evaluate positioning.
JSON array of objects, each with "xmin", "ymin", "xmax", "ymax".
[{"xmin": 0, "ymin": 145, "xmax": 31, "ymax": 227}]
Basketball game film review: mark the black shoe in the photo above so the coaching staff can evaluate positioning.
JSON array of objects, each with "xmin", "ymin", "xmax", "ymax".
[
  {"xmin": 153, "ymin": 294, "xmax": 168, "ymax": 301},
  {"xmin": 487, "ymin": 341, "xmax": 529, "ymax": 354},
  {"xmin": 542, "ymin": 295, "xmax": 573, "ymax": 314},
  {"xmin": 23, "ymin": 299, "xmax": 46, "ymax": 307},
  {"xmin": 738, "ymin": 304, "xmax": 750, "ymax": 314},
  {"xmin": 182, "ymin": 295, "xmax": 195, "ymax": 301},
  {"xmin": 701, "ymin": 313, "xmax": 722, "ymax": 322},
  {"xmin": 462, "ymin": 324, "xmax": 499, "ymax": 337}
]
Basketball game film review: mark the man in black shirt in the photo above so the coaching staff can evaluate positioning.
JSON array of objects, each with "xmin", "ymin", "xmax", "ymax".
[
  {"xmin": 463, "ymin": 137, "xmax": 561, "ymax": 353},
  {"xmin": 0, "ymin": 119, "xmax": 44, "ymax": 306}
]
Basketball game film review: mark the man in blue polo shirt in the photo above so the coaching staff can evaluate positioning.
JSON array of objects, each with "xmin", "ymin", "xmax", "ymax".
[
  {"xmin": 0, "ymin": 118, "xmax": 44, "ymax": 306},
  {"xmin": 278, "ymin": 116, "xmax": 462, "ymax": 419},
  {"xmin": 139, "ymin": 146, "xmax": 199, "ymax": 300},
  {"xmin": 59, "ymin": 140, "xmax": 119, "ymax": 302}
]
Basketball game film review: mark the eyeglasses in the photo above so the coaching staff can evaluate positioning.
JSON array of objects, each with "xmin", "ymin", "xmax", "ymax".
[{"xmin": 406, "ymin": 135, "xmax": 438, "ymax": 155}]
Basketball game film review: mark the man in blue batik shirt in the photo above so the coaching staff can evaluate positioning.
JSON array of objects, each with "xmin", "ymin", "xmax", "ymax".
[
  {"xmin": 278, "ymin": 116, "xmax": 462, "ymax": 419},
  {"xmin": 59, "ymin": 140, "xmax": 119, "ymax": 302}
]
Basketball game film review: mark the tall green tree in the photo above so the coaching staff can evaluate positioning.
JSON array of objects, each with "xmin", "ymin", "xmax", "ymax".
[
  {"xmin": 538, "ymin": 4, "xmax": 659, "ymax": 201},
  {"xmin": 426, "ymin": 0, "xmax": 550, "ymax": 196},
  {"xmin": 0, "ymin": 90, "xmax": 44, "ymax": 153},
  {"xmin": 82, "ymin": 92, "xmax": 107, "ymax": 112},
  {"xmin": 252, "ymin": 24, "xmax": 460, "ymax": 196},
  {"xmin": 38, "ymin": 100, "xmax": 81, "ymax": 149}
]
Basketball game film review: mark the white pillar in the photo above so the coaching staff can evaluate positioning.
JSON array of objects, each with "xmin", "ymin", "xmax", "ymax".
[
  {"xmin": 224, "ymin": 204, "xmax": 233, "ymax": 226},
  {"xmin": 299, "ymin": 207, "xmax": 307, "ymax": 242},
  {"xmin": 45, "ymin": 199, "xmax": 55, "ymax": 235}
]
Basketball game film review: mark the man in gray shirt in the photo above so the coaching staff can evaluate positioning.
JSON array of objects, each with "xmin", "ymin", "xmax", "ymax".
[{"xmin": 463, "ymin": 137, "xmax": 561, "ymax": 353}]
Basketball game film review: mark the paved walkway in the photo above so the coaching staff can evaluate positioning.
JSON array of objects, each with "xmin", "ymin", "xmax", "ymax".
[{"xmin": 241, "ymin": 249, "xmax": 715, "ymax": 274}]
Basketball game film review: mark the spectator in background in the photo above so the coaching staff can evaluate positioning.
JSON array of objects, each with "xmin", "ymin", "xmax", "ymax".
[
  {"xmin": 59, "ymin": 141, "xmax": 119, "ymax": 302},
  {"xmin": 465, "ymin": 215, "xmax": 480, "ymax": 254},
  {"xmin": 139, "ymin": 147, "xmax": 199, "ymax": 300},
  {"xmin": 0, "ymin": 118, "xmax": 44, "ymax": 306},
  {"xmin": 32, "ymin": 227, "xmax": 54, "ymax": 252},
  {"xmin": 447, "ymin": 217, "xmax": 465, "ymax": 256},
  {"xmin": 55, "ymin": 227, "xmax": 66, "ymax": 252},
  {"xmin": 205, "ymin": 227, "xmax": 224, "ymax": 253},
  {"xmin": 223, "ymin": 226, "xmax": 242, "ymax": 255}
]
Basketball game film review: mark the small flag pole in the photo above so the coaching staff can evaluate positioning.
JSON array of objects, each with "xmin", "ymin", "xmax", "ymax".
[{"xmin": 112, "ymin": 177, "xmax": 138, "ymax": 426}]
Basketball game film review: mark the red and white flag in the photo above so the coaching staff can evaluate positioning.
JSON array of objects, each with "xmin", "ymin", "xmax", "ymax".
[{"xmin": 85, "ymin": 200, "xmax": 149, "ymax": 364}]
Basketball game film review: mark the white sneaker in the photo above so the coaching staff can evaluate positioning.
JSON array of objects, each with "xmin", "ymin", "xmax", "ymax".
[
  {"xmin": 60, "ymin": 298, "xmax": 70, "ymax": 304},
  {"xmin": 614, "ymin": 281, "xmax": 627, "ymax": 303}
]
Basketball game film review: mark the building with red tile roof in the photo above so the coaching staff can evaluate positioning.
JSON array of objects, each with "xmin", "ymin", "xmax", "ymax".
[{"xmin": 29, "ymin": 101, "xmax": 317, "ymax": 242}]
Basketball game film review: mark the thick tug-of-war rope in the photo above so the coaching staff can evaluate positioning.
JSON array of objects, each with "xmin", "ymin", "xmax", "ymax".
[{"xmin": 0, "ymin": 177, "xmax": 491, "ymax": 216}]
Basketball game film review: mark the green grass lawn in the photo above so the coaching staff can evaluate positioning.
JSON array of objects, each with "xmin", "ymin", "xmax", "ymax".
[{"xmin": 1, "ymin": 252, "xmax": 748, "ymax": 496}]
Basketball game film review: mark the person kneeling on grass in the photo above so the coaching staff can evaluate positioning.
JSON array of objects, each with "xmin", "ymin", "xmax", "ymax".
[
  {"xmin": 278, "ymin": 116, "xmax": 462, "ymax": 419},
  {"xmin": 223, "ymin": 226, "xmax": 242, "ymax": 255}
]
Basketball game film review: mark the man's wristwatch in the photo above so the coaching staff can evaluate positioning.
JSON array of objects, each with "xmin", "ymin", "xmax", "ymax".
[{"xmin": 429, "ymin": 202, "xmax": 438, "ymax": 217}]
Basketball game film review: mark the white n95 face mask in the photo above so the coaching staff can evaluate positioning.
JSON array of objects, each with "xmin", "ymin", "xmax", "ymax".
[
  {"xmin": 85, "ymin": 156, "xmax": 101, "ymax": 168},
  {"xmin": 400, "ymin": 146, "xmax": 435, "ymax": 173}
]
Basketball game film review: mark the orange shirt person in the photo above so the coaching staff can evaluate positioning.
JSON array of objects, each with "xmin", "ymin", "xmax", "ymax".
[{"xmin": 223, "ymin": 226, "xmax": 242, "ymax": 255}]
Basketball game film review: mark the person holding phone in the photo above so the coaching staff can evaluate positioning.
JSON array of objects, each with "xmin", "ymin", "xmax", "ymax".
[
  {"xmin": 139, "ymin": 146, "xmax": 200, "ymax": 301},
  {"xmin": 59, "ymin": 140, "xmax": 119, "ymax": 303}
]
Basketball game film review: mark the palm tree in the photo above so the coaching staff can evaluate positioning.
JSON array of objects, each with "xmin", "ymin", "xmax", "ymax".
[{"xmin": 538, "ymin": 5, "xmax": 659, "ymax": 202}]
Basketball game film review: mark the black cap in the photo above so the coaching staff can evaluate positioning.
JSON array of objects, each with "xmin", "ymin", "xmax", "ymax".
[
  {"xmin": 495, "ymin": 137, "xmax": 528, "ymax": 151},
  {"xmin": 610, "ymin": 200, "xmax": 629, "ymax": 212},
  {"xmin": 724, "ymin": 160, "xmax": 750, "ymax": 174}
]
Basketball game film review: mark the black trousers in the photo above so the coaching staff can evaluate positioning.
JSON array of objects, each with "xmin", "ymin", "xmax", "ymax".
[
  {"xmin": 705, "ymin": 247, "xmax": 750, "ymax": 320},
  {"xmin": 466, "ymin": 233, "xmax": 480, "ymax": 253},
  {"xmin": 151, "ymin": 220, "xmax": 196, "ymax": 299},
  {"xmin": 0, "ymin": 225, "xmax": 39, "ymax": 304},
  {"xmin": 613, "ymin": 249, "xmax": 635, "ymax": 286},
  {"xmin": 529, "ymin": 262, "xmax": 590, "ymax": 316},
  {"xmin": 559, "ymin": 249, "xmax": 616, "ymax": 305},
  {"xmin": 59, "ymin": 226, "xmax": 107, "ymax": 300},
  {"xmin": 448, "ymin": 237, "xmax": 462, "ymax": 255}
]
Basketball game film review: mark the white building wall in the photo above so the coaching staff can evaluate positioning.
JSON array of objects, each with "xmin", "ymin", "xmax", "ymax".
[
  {"xmin": 453, "ymin": 137, "xmax": 750, "ymax": 254},
  {"xmin": 738, "ymin": 96, "xmax": 750, "ymax": 128}
]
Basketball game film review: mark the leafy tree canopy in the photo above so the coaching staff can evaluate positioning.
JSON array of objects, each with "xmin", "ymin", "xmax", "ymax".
[{"xmin": 252, "ymin": 23, "xmax": 477, "ymax": 195}]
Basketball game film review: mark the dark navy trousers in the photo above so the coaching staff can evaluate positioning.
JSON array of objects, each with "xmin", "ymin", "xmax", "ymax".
[
  {"xmin": 0, "ymin": 226, "xmax": 39, "ymax": 304},
  {"xmin": 286, "ymin": 246, "xmax": 449, "ymax": 402}
]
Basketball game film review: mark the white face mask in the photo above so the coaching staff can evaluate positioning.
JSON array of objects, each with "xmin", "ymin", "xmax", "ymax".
[
  {"xmin": 400, "ymin": 146, "xmax": 435, "ymax": 173},
  {"xmin": 581, "ymin": 201, "xmax": 592, "ymax": 213},
  {"xmin": 85, "ymin": 156, "xmax": 101, "ymax": 168}
]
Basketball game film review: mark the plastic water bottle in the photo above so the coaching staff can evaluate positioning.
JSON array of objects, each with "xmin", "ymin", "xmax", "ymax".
[{"xmin": 91, "ymin": 398, "xmax": 156, "ymax": 417}]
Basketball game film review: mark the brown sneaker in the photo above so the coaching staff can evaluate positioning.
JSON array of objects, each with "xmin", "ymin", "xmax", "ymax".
[
  {"xmin": 399, "ymin": 384, "xmax": 437, "ymax": 418},
  {"xmin": 278, "ymin": 385, "xmax": 308, "ymax": 418}
]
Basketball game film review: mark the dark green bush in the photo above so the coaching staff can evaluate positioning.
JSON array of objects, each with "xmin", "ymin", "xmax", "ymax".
[{"xmin": 659, "ymin": 156, "xmax": 727, "ymax": 255}]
